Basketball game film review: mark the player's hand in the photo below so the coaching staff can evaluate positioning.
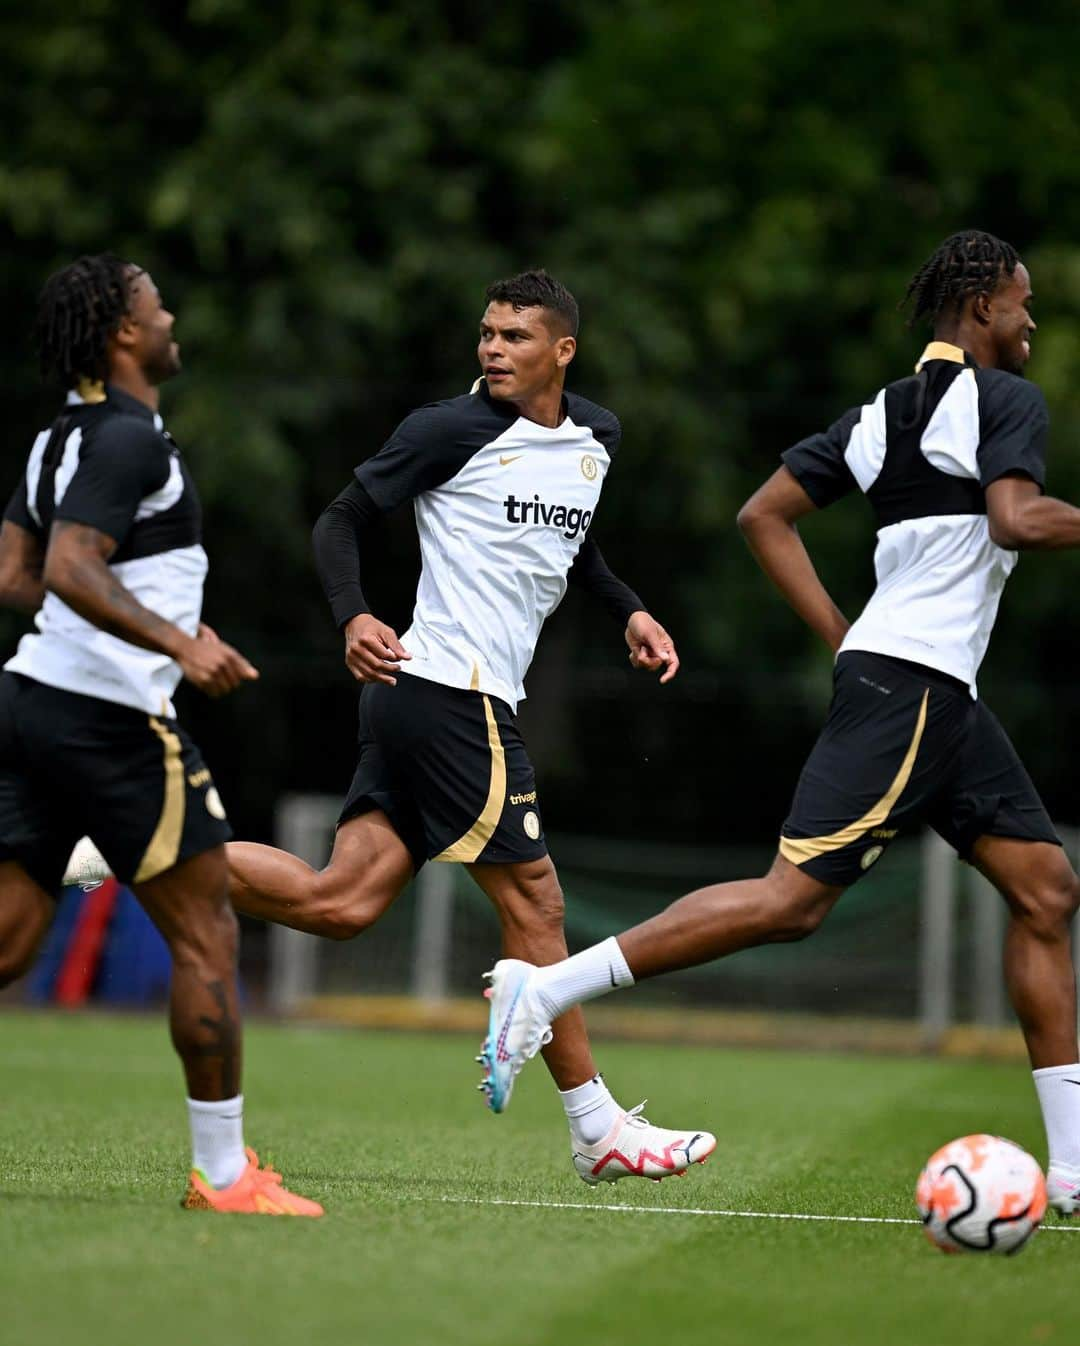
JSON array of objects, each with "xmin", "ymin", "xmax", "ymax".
[
  {"xmin": 343, "ymin": 613, "xmax": 411, "ymax": 686},
  {"xmin": 177, "ymin": 632, "xmax": 260, "ymax": 697},
  {"xmin": 625, "ymin": 611, "xmax": 679, "ymax": 685}
]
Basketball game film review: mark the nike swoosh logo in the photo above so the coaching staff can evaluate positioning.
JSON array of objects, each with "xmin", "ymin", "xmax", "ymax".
[
  {"xmin": 499, "ymin": 454, "xmax": 522, "ymax": 466},
  {"xmin": 1065, "ymin": 1079, "xmax": 1080, "ymax": 1086}
]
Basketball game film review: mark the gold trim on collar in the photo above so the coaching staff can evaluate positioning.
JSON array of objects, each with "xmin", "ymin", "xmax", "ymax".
[
  {"xmin": 75, "ymin": 377, "xmax": 107, "ymax": 404},
  {"xmin": 915, "ymin": 342, "xmax": 967, "ymax": 373}
]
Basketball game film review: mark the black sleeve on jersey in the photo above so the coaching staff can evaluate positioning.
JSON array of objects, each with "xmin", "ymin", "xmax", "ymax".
[
  {"xmin": 976, "ymin": 373, "xmax": 1048, "ymax": 490},
  {"xmin": 568, "ymin": 536, "xmax": 645, "ymax": 625},
  {"xmin": 53, "ymin": 418, "xmax": 171, "ymax": 546},
  {"xmin": 354, "ymin": 403, "xmax": 481, "ymax": 511},
  {"xmin": 565, "ymin": 395, "xmax": 622, "ymax": 457},
  {"xmin": 3, "ymin": 478, "xmax": 40, "ymax": 538},
  {"xmin": 780, "ymin": 406, "xmax": 862, "ymax": 508},
  {"xmin": 312, "ymin": 479, "xmax": 384, "ymax": 628}
]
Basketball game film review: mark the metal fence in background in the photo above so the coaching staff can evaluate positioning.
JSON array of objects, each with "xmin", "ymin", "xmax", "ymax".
[{"xmin": 268, "ymin": 794, "xmax": 1080, "ymax": 1044}]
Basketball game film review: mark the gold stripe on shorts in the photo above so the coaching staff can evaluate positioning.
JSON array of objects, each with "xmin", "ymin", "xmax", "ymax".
[
  {"xmin": 134, "ymin": 716, "xmax": 186, "ymax": 882},
  {"xmin": 433, "ymin": 694, "xmax": 506, "ymax": 864},
  {"xmin": 779, "ymin": 689, "xmax": 929, "ymax": 867}
]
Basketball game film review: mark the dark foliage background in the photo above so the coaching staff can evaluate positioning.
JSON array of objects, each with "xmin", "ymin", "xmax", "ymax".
[{"xmin": 5, "ymin": 1, "xmax": 1080, "ymax": 845}]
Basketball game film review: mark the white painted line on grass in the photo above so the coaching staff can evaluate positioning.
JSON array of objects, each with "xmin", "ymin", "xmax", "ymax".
[{"xmin": 436, "ymin": 1195, "xmax": 1080, "ymax": 1233}]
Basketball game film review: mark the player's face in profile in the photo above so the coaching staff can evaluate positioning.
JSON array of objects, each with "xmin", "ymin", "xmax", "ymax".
[
  {"xmin": 126, "ymin": 269, "xmax": 182, "ymax": 382},
  {"xmin": 477, "ymin": 302, "xmax": 574, "ymax": 403},
  {"xmin": 988, "ymin": 262, "xmax": 1035, "ymax": 376}
]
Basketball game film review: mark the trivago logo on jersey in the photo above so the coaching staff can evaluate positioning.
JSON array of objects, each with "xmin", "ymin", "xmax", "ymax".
[{"xmin": 503, "ymin": 494, "xmax": 593, "ymax": 540}]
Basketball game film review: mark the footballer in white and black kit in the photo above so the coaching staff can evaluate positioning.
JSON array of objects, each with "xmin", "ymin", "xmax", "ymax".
[
  {"xmin": 480, "ymin": 236, "xmax": 1080, "ymax": 1220},
  {"xmin": 231, "ymin": 271, "xmax": 714, "ymax": 1184},
  {"xmin": 315, "ymin": 377, "xmax": 641, "ymax": 869},
  {"xmin": 776, "ymin": 337, "xmax": 1059, "ymax": 884},
  {"xmin": 0, "ymin": 382, "xmax": 231, "ymax": 892},
  {"xmin": 0, "ymin": 256, "xmax": 321, "ymax": 1214}
]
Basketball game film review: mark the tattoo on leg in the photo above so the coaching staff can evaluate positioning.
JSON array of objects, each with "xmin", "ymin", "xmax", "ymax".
[{"xmin": 191, "ymin": 979, "xmax": 240, "ymax": 1097}]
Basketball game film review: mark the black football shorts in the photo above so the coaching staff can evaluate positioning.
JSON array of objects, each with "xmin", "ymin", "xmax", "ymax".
[
  {"xmin": 780, "ymin": 651, "xmax": 1059, "ymax": 887},
  {"xmin": 339, "ymin": 671, "xmax": 547, "ymax": 871},
  {"xmin": 0, "ymin": 671, "xmax": 231, "ymax": 895}
]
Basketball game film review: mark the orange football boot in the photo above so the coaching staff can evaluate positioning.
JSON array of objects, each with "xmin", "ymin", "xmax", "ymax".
[{"xmin": 182, "ymin": 1147, "xmax": 324, "ymax": 1216}]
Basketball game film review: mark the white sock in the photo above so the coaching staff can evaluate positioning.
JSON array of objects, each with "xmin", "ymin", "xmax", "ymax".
[
  {"xmin": 1033, "ymin": 1064, "xmax": 1080, "ymax": 1171},
  {"xmin": 560, "ymin": 1074, "xmax": 621, "ymax": 1147},
  {"xmin": 187, "ymin": 1094, "xmax": 247, "ymax": 1188},
  {"xmin": 532, "ymin": 936, "xmax": 634, "ymax": 1022}
]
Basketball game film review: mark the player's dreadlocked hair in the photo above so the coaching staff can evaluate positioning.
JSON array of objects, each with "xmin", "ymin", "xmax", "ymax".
[
  {"xmin": 35, "ymin": 254, "xmax": 137, "ymax": 387},
  {"xmin": 485, "ymin": 269, "xmax": 579, "ymax": 337},
  {"xmin": 903, "ymin": 230, "xmax": 1019, "ymax": 327}
]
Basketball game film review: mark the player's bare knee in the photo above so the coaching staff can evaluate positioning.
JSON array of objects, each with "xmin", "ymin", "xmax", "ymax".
[
  {"xmin": 169, "ymin": 902, "xmax": 239, "ymax": 976},
  {"xmin": 317, "ymin": 898, "xmax": 377, "ymax": 940},
  {"xmin": 1014, "ymin": 874, "xmax": 1080, "ymax": 941},
  {"xmin": 504, "ymin": 882, "xmax": 565, "ymax": 934},
  {"xmin": 308, "ymin": 872, "xmax": 389, "ymax": 940},
  {"xmin": 764, "ymin": 879, "xmax": 837, "ymax": 942}
]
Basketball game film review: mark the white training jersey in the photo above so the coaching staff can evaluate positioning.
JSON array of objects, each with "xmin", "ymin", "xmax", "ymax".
[
  {"xmin": 3, "ymin": 386, "xmax": 206, "ymax": 717},
  {"xmin": 782, "ymin": 342, "xmax": 1048, "ymax": 697},
  {"xmin": 354, "ymin": 381, "xmax": 619, "ymax": 709}
]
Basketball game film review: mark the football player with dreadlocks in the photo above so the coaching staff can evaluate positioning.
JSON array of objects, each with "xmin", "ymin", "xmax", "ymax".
[
  {"xmin": 481, "ymin": 230, "xmax": 1080, "ymax": 1218},
  {"xmin": 0, "ymin": 254, "xmax": 321, "ymax": 1215}
]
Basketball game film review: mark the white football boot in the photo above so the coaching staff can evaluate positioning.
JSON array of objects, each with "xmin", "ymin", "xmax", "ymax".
[
  {"xmin": 61, "ymin": 836, "xmax": 112, "ymax": 890},
  {"xmin": 1047, "ymin": 1162, "xmax": 1080, "ymax": 1216},
  {"xmin": 572, "ymin": 1102, "xmax": 717, "ymax": 1185},
  {"xmin": 477, "ymin": 959, "xmax": 553, "ymax": 1113}
]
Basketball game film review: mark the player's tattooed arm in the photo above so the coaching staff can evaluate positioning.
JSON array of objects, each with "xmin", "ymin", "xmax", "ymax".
[
  {"xmin": 737, "ymin": 466, "xmax": 851, "ymax": 652},
  {"xmin": 0, "ymin": 520, "xmax": 46, "ymax": 614},
  {"xmin": 43, "ymin": 521, "xmax": 259, "ymax": 697}
]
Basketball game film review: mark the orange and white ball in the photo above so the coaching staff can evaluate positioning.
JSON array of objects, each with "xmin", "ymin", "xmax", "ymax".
[{"xmin": 916, "ymin": 1134, "xmax": 1047, "ymax": 1254}]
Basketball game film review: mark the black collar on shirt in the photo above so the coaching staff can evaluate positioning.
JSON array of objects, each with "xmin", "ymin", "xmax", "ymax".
[{"xmin": 103, "ymin": 384, "xmax": 159, "ymax": 422}]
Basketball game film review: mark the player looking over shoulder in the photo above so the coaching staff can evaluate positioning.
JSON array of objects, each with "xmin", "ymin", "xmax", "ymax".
[
  {"xmin": 0, "ymin": 255, "xmax": 321, "ymax": 1215},
  {"xmin": 481, "ymin": 233, "xmax": 1080, "ymax": 1216},
  {"xmin": 223, "ymin": 270, "xmax": 716, "ymax": 1185}
]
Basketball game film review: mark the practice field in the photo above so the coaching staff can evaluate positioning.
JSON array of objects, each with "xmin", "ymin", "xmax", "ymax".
[{"xmin": 1, "ymin": 1013, "xmax": 1075, "ymax": 1346}]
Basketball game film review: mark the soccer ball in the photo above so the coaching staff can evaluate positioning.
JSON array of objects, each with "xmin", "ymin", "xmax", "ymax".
[{"xmin": 916, "ymin": 1134, "xmax": 1047, "ymax": 1254}]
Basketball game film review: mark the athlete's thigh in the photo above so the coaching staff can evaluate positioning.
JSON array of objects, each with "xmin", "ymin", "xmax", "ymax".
[
  {"xmin": 322, "ymin": 808, "xmax": 414, "ymax": 909},
  {"xmin": 780, "ymin": 652, "xmax": 970, "ymax": 887},
  {"xmin": 928, "ymin": 700, "xmax": 1059, "ymax": 863},
  {"xmin": 0, "ymin": 860, "xmax": 57, "ymax": 976}
]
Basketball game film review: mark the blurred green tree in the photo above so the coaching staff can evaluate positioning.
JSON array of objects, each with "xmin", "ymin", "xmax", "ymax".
[{"xmin": 2, "ymin": 0, "xmax": 1080, "ymax": 839}]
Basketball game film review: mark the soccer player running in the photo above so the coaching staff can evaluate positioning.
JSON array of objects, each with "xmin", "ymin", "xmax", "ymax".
[
  {"xmin": 482, "ymin": 232, "xmax": 1080, "ymax": 1217},
  {"xmin": 0, "ymin": 256, "xmax": 321, "ymax": 1215},
  {"xmin": 226, "ymin": 270, "xmax": 717, "ymax": 1185}
]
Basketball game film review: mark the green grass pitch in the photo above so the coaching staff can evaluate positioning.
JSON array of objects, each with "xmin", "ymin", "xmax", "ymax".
[{"xmin": 0, "ymin": 1011, "xmax": 1074, "ymax": 1345}]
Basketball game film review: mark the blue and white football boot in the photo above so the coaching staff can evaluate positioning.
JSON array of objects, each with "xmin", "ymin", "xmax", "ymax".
[{"xmin": 476, "ymin": 959, "xmax": 552, "ymax": 1113}]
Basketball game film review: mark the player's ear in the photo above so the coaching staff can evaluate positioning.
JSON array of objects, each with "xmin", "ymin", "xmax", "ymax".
[
  {"xmin": 971, "ymin": 289, "xmax": 993, "ymax": 327},
  {"xmin": 555, "ymin": 335, "xmax": 576, "ymax": 369},
  {"xmin": 111, "ymin": 313, "xmax": 139, "ymax": 352}
]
